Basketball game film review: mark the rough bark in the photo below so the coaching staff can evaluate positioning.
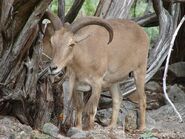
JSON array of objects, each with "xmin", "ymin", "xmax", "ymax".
[
  {"xmin": 0, "ymin": 0, "xmax": 65, "ymax": 129},
  {"xmin": 146, "ymin": 0, "xmax": 174, "ymax": 80},
  {"xmin": 95, "ymin": 0, "xmax": 134, "ymax": 19},
  {"xmin": 0, "ymin": 0, "xmax": 51, "ymax": 83},
  {"xmin": 134, "ymin": 13, "xmax": 158, "ymax": 27}
]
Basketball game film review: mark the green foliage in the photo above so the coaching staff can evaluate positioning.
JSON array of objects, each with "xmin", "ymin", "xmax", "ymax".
[
  {"xmin": 50, "ymin": 0, "xmax": 74, "ymax": 14},
  {"xmin": 129, "ymin": 0, "xmax": 159, "ymax": 43},
  {"xmin": 51, "ymin": 0, "xmax": 58, "ymax": 14},
  {"xmin": 65, "ymin": 0, "xmax": 74, "ymax": 13},
  {"xmin": 144, "ymin": 27, "xmax": 159, "ymax": 43},
  {"xmin": 140, "ymin": 130, "xmax": 158, "ymax": 139},
  {"xmin": 50, "ymin": 0, "xmax": 98, "ymax": 16},
  {"xmin": 80, "ymin": 0, "xmax": 99, "ymax": 16},
  {"xmin": 130, "ymin": 0, "xmax": 148, "ymax": 17}
]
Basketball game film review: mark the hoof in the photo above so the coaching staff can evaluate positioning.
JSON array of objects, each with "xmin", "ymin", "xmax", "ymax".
[
  {"xmin": 138, "ymin": 125, "xmax": 146, "ymax": 131},
  {"xmin": 84, "ymin": 126, "xmax": 94, "ymax": 131},
  {"xmin": 106, "ymin": 124, "xmax": 117, "ymax": 129}
]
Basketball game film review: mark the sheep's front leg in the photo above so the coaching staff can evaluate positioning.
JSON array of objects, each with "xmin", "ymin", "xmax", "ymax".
[
  {"xmin": 68, "ymin": 70, "xmax": 84, "ymax": 129},
  {"xmin": 134, "ymin": 65, "xmax": 147, "ymax": 131},
  {"xmin": 68, "ymin": 68, "xmax": 76, "ymax": 101},
  {"xmin": 84, "ymin": 83, "xmax": 101, "ymax": 130},
  {"xmin": 72, "ymin": 90, "xmax": 84, "ymax": 129},
  {"xmin": 108, "ymin": 83, "xmax": 122, "ymax": 128}
]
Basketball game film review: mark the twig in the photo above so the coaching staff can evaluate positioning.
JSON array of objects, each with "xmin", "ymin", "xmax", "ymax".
[
  {"xmin": 0, "ymin": 93, "xmax": 13, "ymax": 103},
  {"xmin": 38, "ymin": 67, "xmax": 50, "ymax": 79},
  {"xmin": 0, "ymin": 83, "xmax": 6, "ymax": 86},
  {"xmin": 163, "ymin": 15, "xmax": 185, "ymax": 123},
  {"xmin": 42, "ymin": 52, "xmax": 52, "ymax": 60}
]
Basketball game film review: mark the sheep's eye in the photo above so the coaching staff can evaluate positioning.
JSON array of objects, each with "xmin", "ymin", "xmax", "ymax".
[{"xmin": 69, "ymin": 43, "xmax": 75, "ymax": 47}]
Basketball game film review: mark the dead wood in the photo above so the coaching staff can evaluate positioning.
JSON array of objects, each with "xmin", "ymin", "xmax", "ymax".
[
  {"xmin": 135, "ymin": 13, "xmax": 158, "ymax": 27},
  {"xmin": 0, "ymin": 0, "xmax": 65, "ymax": 129},
  {"xmin": 0, "ymin": 0, "xmax": 51, "ymax": 83},
  {"xmin": 58, "ymin": 0, "xmax": 65, "ymax": 22},
  {"xmin": 95, "ymin": 0, "xmax": 134, "ymax": 19}
]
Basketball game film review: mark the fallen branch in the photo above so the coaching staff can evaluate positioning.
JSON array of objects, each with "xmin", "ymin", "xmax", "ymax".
[
  {"xmin": 134, "ymin": 13, "xmax": 158, "ymax": 27},
  {"xmin": 163, "ymin": 15, "xmax": 185, "ymax": 123}
]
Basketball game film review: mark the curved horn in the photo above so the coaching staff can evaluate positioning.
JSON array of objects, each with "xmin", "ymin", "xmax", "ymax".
[
  {"xmin": 44, "ymin": 11, "xmax": 63, "ymax": 30},
  {"xmin": 70, "ymin": 16, "xmax": 113, "ymax": 44}
]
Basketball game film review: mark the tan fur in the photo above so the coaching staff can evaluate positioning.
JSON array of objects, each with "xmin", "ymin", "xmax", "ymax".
[
  {"xmin": 50, "ymin": 18, "xmax": 149, "ymax": 130},
  {"xmin": 42, "ymin": 24, "xmax": 55, "ymax": 61}
]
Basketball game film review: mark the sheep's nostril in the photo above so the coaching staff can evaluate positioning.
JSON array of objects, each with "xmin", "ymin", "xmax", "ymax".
[
  {"xmin": 58, "ymin": 69, "xmax": 65, "ymax": 77},
  {"xmin": 49, "ymin": 65, "xmax": 58, "ymax": 75},
  {"xmin": 50, "ymin": 66, "xmax": 57, "ymax": 71}
]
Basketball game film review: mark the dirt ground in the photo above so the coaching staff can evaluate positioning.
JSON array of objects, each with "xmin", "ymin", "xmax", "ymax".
[
  {"xmin": 1, "ymin": 102, "xmax": 185, "ymax": 139},
  {"xmin": 145, "ymin": 102, "xmax": 185, "ymax": 139},
  {"xmin": 126, "ymin": 102, "xmax": 185, "ymax": 139},
  {"xmin": 93, "ymin": 101, "xmax": 185, "ymax": 139}
]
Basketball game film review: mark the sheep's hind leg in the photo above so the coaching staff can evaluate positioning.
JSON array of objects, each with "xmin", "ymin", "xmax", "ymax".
[
  {"xmin": 108, "ymin": 83, "xmax": 122, "ymax": 128},
  {"xmin": 133, "ymin": 66, "xmax": 147, "ymax": 131}
]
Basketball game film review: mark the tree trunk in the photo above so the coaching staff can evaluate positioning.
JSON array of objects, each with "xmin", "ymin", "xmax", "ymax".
[
  {"xmin": 0, "ymin": 0, "xmax": 64, "ymax": 129},
  {"xmin": 95, "ymin": 0, "xmax": 134, "ymax": 19}
]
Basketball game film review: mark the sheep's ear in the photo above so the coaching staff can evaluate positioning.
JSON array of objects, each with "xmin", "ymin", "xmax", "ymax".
[
  {"xmin": 50, "ymin": 36, "xmax": 54, "ymax": 45},
  {"xmin": 74, "ymin": 33, "xmax": 90, "ymax": 43}
]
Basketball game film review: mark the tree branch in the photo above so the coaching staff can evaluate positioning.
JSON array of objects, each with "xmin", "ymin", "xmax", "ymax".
[
  {"xmin": 12, "ymin": 0, "xmax": 52, "ymax": 55},
  {"xmin": 163, "ymin": 15, "xmax": 185, "ymax": 123},
  {"xmin": 135, "ymin": 13, "xmax": 159, "ymax": 27},
  {"xmin": 64, "ymin": 0, "xmax": 85, "ymax": 23},
  {"xmin": 94, "ymin": 0, "xmax": 113, "ymax": 18},
  {"xmin": 95, "ymin": 0, "xmax": 134, "ymax": 19},
  {"xmin": 0, "ymin": 0, "xmax": 52, "ymax": 82},
  {"xmin": 152, "ymin": 0, "xmax": 163, "ymax": 16},
  {"xmin": 0, "ymin": 0, "xmax": 14, "ymax": 28},
  {"xmin": 58, "ymin": 0, "xmax": 65, "ymax": 23}
]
